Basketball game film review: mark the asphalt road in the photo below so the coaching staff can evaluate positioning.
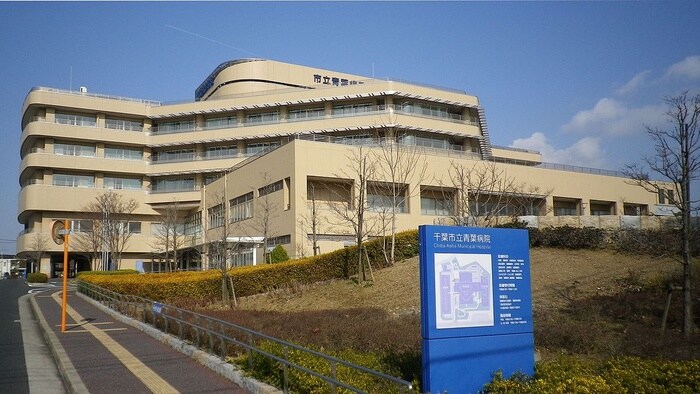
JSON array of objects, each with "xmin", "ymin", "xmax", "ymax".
[{"xmin": 0, "ymin": 278, "xmax": 64, "ymax": 393}]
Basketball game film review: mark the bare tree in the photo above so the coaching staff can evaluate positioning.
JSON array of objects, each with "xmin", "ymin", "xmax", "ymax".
[
  {"xmin": 373, "ymin": 133, "xmax": 428, "ymax": 264},
  {"xmin": 206, "ymin": 192, "xmax": 239, "ymax": 307},
  {"xmin": 27, "ymin": 232, "xmax": 49, "ymax": 274},
  {"xmin": 72, "ymin": 219, "xmax": 103, "ymax": 271},
  {"xmin": 440, "ymin": 160, "xmax": 548, "ymax": 227},
  {"xmin": 255, "ymin": 173, "xmax": 279, "ymax": 264},
  {"xmin": 299, "ymin": 181, "xmax": 324, "ymax": 256},
  {"xmin": 328, "ymin": 144, "xmax": 377, "ymax": 282},
  {"xmin": 83, "ymin": 191, "xmax": 139, "ymax": 270},
  {"xmin": 151, "ymin": 201, "xmax": 187, "ymax": 271},
  {"xmin": 624, "ymin": 91, "xmax": 700, "ymax": 338}
]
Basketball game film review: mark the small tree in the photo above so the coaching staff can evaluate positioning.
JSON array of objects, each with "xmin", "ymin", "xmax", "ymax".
[
  {"xmin": 151, "ymin": 201, "xmax": 187, "ymax": 271},
  {"xmin": 373, "ymin": 133, "xmax": 428, "ymax": 265},
  {"xmin": 83, "ymin": 191, "xmax": 139, "ymax": 270},
  {"xmin": 328, "ymin": 144, "xmax": 377, "ymax": 282},
  {"xmin": 27, "ymin": 232, "xmax": 49, "ymax": 274},
  {"xmin": 269, "ymin": 245, "xmax": 290, "ymax": 263},
  {"xmin": 624, "ymin": 91, "xmax": 700, "ymax": 338}
]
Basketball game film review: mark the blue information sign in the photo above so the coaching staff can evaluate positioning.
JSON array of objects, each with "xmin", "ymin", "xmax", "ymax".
[{"xmin": 419, "ymin": 225, "xmax": 535, "ymax": 393}]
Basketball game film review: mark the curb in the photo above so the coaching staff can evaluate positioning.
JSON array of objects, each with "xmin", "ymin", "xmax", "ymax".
[
  {"xmin": 29, "ymin": 293, "xmax": 89, "ymax": 394},
  {"xmin": 75, "ymin": 292, "xmax": 280, "ymax": 394}
]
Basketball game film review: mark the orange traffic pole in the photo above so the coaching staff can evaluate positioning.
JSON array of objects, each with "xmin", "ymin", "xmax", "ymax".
[{"xmin": 61, "ymin": 219, "xmax": 69, "ymax": 333}]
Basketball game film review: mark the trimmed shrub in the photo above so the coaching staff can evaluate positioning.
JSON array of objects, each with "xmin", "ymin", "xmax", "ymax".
[
  {"xmin": 537, "ymin": 226, "xmax": 606, "ymax": 249},
  {"xmin": 78, "ymin": 230, "xmax": 420, "ymax": 302},
  {"xmin": 76, "ymin": 269, "xmax": 140, "ymax": 277},
  {"xmin": 269, "ymin": 245, "xmax": 290, "ymax": 263},
  {"xmin": 27, "ymin": 272, "xmax": 48, "ymax": 283},
  {"xmin": 483, "ymin": 356, "xmax": 700, "ymax": 393},
  {"xmin": 243, "ymin": 340, "xmax": 406, "ymax": 393}
]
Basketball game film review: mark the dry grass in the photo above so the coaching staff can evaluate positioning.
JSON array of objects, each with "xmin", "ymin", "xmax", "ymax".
[{"xmin": 197, "ymin": 248, "xmax": 699, "ymax": 361}]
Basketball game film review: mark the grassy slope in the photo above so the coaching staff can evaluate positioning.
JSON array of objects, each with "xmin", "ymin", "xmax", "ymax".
[{"xmin": 206, "ymin": 248, "xmax": 698, "ymax": 360}]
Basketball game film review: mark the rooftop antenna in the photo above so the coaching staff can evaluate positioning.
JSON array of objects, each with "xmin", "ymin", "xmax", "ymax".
[
  {"xmin": 372, "ymin": 62, "xmax": 375, "ymax": 79},
  {"xmin": 69, "ymin": 66, "xmax": 73, "ymax": 92}
]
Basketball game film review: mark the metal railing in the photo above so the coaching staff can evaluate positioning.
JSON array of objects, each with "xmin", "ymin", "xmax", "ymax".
[{"xmin": 77, "ymin": 281, "xmax": 413, "ymax": 394}]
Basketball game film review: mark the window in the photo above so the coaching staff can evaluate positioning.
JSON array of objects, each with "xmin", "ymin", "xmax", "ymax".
[
  {"xmin": 104, "ymin": 146, "xmax": 142, "ymax": 160},
  {"xmin": 153, "ymin": 149, "xmax": 195, "ymax": 162},
  {"xmin": 624, "ymin": 204, "xmax": 648, "ymax": 216},
  {"xmin": 185, "ymin": 212, "xmax": 201, "ymax": 237},
  {"xmin": 288, "ymin": 107, "xmax": 324, "ymax": 120},
  {"xmin": 205, "ymin": 145, "xmax": 237, "ymax": 159},
  {"xmin": 104, "ymin": 176, "xmax": 142, "ymax": 190},
  {"xmin": 590, "ymin": 201, "xmax": 615, "ymax": 216},
  {"xmin": 246, "ymin": 142, "xmax": 279, "ymax": 155},
  {"xmin": 367, "ymin": 183, "xmax": 408, "ymax": 213},
  {"xmin": 204, "ymin": 173, "xmax": 223, "ymax": 185},
  {"xmin": 332, "ymin": 103, "xmax": 373, "ymax": 116},
  {"xmin": 70, "ymin": 220, "xmax": 93, "ymax": 233},
  {"xmin": 54, "ymin": 142, "xmax": 96, "ymax": 157},
  {"xmin": 127, "ymin": 222, "xmax": 141, "ymax": 234},
  {"xmin": 208, "ymin": 204, "xmax": 224, "ymax": 228},
  {"xmin": 152, "ymin": 178, "xmax": 195, "ymax": 192},
  {"xmin": 267, "ymin": 234, "xmax": 291, "ymax": 246},
  {"xmin": 53, "ymin": 173, "xmax": 94, "ymax": 188},
  {"xmin": 553, "ymin": 199, "xmax": 579, "ymax": 216},
  {"xmin": 105, "ymin": 118, "xmax": 142, "ymax": 132},
  {"xmin": 230, "ymin": 192, "xmax": 253, "ymax": 222},
  {"xmin": 246, "ymin": 112, "xmax": 278, "ymax": 124},
  {"xmin": 205, "ymin": 116, "xmax": 237, "ymax": 129},
  {"xmin": 151, "ymin": 222, "xmax": 163, "ymax": 236},
  {"xmin": 421, "ymin": 189, "xmax": 453, "ymax": 216},
  {"xmin": 259, "ymin": 180, "xmax": 283, "ymax": 197},
  {"xmin": 154, "ymin": 120, "xmax": 195, "ymax": 133},
  {"xmin": 658, "ymin": 189, "xmax": 675, "ymax": 205},
  {"xmin": 55, "ymin": 112, "xmax": 96, "ymax": 127}
]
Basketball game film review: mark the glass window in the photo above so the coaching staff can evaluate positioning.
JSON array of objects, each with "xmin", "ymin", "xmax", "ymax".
[
  {"xmin": 288, "ymin": 108, "xmax": 324, "ymax": 120},
  {"xmin": 185, "ymin": 212, "xmax": 201, "ymax": 237},
  {"xmin": 332, "ymin": 103, "xmax": 373, "ymax": 116},
  {"xmin": 421, "ymin": 189, "xmax": 453, "ymax": 216},
  {"xmin": 205, "ymin": 116, "xmax": 237, "ymax": 129},
  {"xmin": 152, "ymin": 178, "xmax": 195, "ymax": 192},
  {"xmin": 246, "ymin": 112, "xmax": 278, "ymax": 124},
  {"xmin": 367, "ymin": 183, "xmax": 407, "ymax": 213},
  {"xmin": 70, "ymin": 220, "xmax": 93, "ymax": 233},
  {"xmin": 105, "ymin": 118, "xmax": 143, "ymax": 132},
  {"xmin": 208, "ymin": 204, "xmax": 224, "ymax": 228},
  {"xmin": 155, "ymin": 120, "xmax": 195, "ymax": 134},
  {"xmin": 230, "ymin": 192, "xmax": 253, "ymax": 222},
  {"xmin": 54, "ymin": 142, "xmax": 96, "ymax": 157},
  {"xmin": 104, "ymin": 146, "xmax": 142, "ymax": 160},
  {"xmin": 153, "ymin": 149, "xmax": 195, "ymax": 162},
  {"xmin": 104, "ymin": 177, "xmax": 142, "ymax": 190},
  {"xmin": 53, "ymin": 173, "xmax": 94, "ymax": 188},
  {"xmin": 259, "ymin": 180, "xmax": 283, "ymax": 197},
  {"xmin": 128, "ymin": 222, "xmax": 141, "ymax": 234},
  {"xmin": 205, "ymin": 146, "xmax": 237, "ymax": 159},
  {"xmin": 55, "ymin": 112, "xmax": 96, "ymax": 127},
  {"xmin": 246, "ymin": 142, "xmax": 279, "ymax": 155},
  {"xmin": 267, "ymin": 235, "xmax": 291, "ymax": 246}
]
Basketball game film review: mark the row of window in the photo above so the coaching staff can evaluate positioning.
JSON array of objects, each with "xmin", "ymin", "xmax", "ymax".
[
  {"xmin": 67, "ymin": 219, "xmax": 142, "ymax": 234},
  {"xmin": 51, "ymin": 100, "xmax": 463, "ymax": 135}
]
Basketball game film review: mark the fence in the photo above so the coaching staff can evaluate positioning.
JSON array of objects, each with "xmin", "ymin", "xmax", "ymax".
[{"xmin": 77, "ymin": 281, "xmax": 413, "ymax": 394}]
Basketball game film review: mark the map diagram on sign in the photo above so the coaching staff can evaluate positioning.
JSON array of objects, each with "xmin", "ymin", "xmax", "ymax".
[{"xmin": 434, "ymin": 253, "xmax": 494, "ymax": 329}]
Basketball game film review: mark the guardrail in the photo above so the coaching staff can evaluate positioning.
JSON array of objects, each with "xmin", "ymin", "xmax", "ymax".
[{"xmin": 77, "ymin": 281, "xmax": 413, "ymax": 394}]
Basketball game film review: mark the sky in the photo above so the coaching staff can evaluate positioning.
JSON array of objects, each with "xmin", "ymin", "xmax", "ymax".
[{"xmin": 1, "ymin": 1, "xmax": 699, "ymax": 254}]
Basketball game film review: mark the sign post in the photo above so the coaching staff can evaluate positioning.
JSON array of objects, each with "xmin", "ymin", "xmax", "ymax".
[
  {"xmin": 419, "ymin": 225, "xmax": 535, "ymax": 393},
  {"xmin": 60, "ymin": 220, "xmax": 70, "ymax": 333}
]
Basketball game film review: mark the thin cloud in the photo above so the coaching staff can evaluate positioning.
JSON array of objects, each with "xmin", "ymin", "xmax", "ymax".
[
  {"xmin": 665, "ymin": 55, "xmax": 700, "ymax": 80},
  {"xmin": 616, "ymin": 70, "xmax": 651, "ymax": 95},
  {"xmin": 562, "ymin": 98, "xmax": 665, "ymax": 136},
  {"xmin": 510, "ymin": 132, "xmax": 606, "ymax": 168}
]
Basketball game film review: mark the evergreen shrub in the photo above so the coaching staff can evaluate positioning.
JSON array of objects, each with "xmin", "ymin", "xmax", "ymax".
[{"xmin": 27, "ymin": 272, "xmax": 48, "ymax": 283}]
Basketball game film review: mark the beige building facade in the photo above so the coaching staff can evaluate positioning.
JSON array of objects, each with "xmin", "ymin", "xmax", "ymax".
[{"xmin": 18, "ymin": 59, "xmax": 673, "ymax": 275}]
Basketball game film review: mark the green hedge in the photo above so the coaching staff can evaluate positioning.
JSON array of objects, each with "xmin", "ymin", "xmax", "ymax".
[
  {"xmin": 78, "ymin": 230, "xmax": 419, "ymax": 302},
  {"xmin": 76, "ymin": 269, "xmax": 140, "ymax": 277},
  {"xmin": 241, "ymin": 340, "xmax": 407, "ymax": 393},
  {"xmin": 27, "ymin": 272, "xmax": 48, "ymax": 283},
  {"xmin": 483, "ymin": 356, "xmax": 700, "ymax": 393}
]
